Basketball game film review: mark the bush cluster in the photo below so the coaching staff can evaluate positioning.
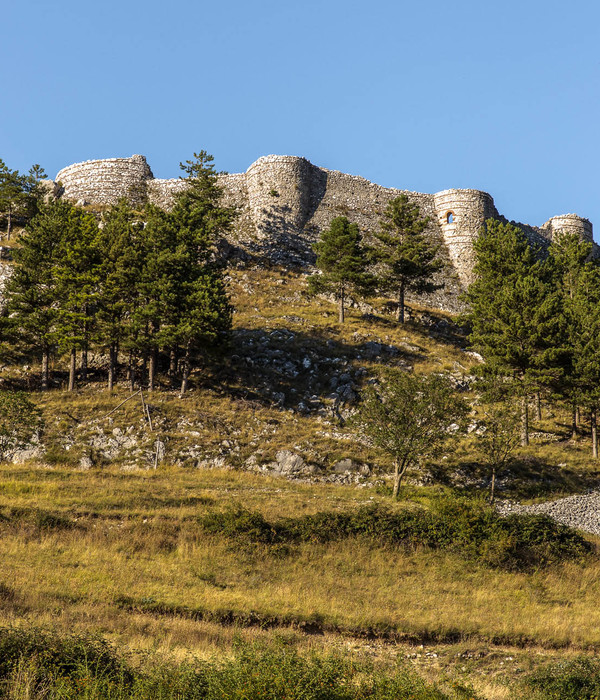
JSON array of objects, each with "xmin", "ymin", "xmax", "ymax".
[
  {"xmin": 200, "ymin": 496, "xmax": 591, "ymax": 570},
  {"xmin": 0, "ymin": 628, "xmax": 480, "ymax": 699},
  {"xmin": 517, "ymin": 657, "xmax": 600, "ymax": 699}
]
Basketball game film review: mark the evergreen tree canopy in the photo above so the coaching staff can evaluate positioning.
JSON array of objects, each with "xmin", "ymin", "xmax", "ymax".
[
  {"xmin": 466, "ymin": 219, "xmax": 565, "ymax": 445},
  {"xmin": 129, "ymin": 151, "xmax": 235, "ymax": 393},
  {"xmin": 0, "ymin": 160, "xmax": 47, "ymax": 238},
  {"xmin": 6, "ymin": 199, "xmax": 74, "ymax": 388},
  {"xmin": 373, "ymin": 194, "xmax": 442, "ymax": 322},
  {"xmin": 542, "ymin": 230, "xmax": 596, "ymax": 440},
  {"xmin": 96, "ymin": 199, "xmax": 147, "ymax": 390},
  {"xmin": 308, "ymin": 216, "xmax": 373, "ymax": 323},
  {"xmin": 570, "ymin": 262, "xmax": 600, "ymax": 456}
]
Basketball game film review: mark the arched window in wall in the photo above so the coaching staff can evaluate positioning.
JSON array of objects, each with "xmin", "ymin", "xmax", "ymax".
[{"xmin": 446, "ymin": 211, "xmax": 454, "ymax": 224}]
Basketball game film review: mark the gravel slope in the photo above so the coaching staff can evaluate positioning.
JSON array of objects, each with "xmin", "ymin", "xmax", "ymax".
[{"xmin": 498, "ymin": 491, "xmax": 600, "ymax": 536}]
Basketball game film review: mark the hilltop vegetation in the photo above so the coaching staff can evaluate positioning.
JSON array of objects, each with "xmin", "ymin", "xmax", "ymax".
[{"xmin": 2, "ymin": 153, "xmax": 600, "ymax": 698}]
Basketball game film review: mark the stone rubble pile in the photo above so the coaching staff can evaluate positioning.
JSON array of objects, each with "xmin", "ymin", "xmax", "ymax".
[{"xmin": 498, "ymin": 491, "xmax": 600, "ymax": 536}]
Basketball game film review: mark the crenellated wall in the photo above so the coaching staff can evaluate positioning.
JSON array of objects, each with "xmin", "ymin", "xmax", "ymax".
[{"xmin": 54, "ymin": 153, "xmax": 595, "ymax": 311}]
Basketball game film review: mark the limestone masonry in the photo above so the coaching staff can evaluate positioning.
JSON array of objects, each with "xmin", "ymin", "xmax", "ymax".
[{"xmin": 54, "ymin": 154, "xmax": 596, "ymax": 312}]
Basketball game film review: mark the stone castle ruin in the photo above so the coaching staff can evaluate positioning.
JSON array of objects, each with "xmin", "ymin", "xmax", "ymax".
[{"xmin": 53, "ymin": 154, "xmax": 596, "ymax": 311}]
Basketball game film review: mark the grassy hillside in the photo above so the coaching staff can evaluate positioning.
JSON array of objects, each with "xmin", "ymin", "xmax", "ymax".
[{"xmin": 2, "ymin": 266, "xmax": 600, "ymax": 698}]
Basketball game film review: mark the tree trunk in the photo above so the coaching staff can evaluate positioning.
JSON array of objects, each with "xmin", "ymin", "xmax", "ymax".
[
  {"xmin": 129, "ymin": 353, "xmax": 136, "ymax": 393},
  {"xmin": 179, "ymin": 346, "xmax": 191, "ymax": 397},
  {"xmin": 489, "ymin": 465, "xmax": 497, "ymax": 504},
  {"xmin": 338, "ymin": 286, "xmax": 345, "ymax": 323},
  {"xmin": 148, "ymin": 348, "xmax": 157, "ymax": 392},
  {"xmin": 396, "ymin": 282, "xmax": 405, "ymax": 323},
  {"xmin": 535, "ymin": 392, "xmax": 542, "ymax": 421},
  {"xmin": 592, "ymin": 409, "xmax": 598, "ymax": 459},
  {"xmin": 169, "ymin": 348, "xmax": 178, "ymax": 382},
  {"xmin": 41, "ymin": 347, "xmax": 49, "ymax": 391},
  {"xmin": 81, "ymin": 347, "xmax": 88, "ymax": 383},
  {"xmin": 6, "ymin": 206, "xmax": 12, "ymax": 240},
  {"xmin": 68, "ymin": 348, "xmax": 76, "ymax": 392},
  {"xmin": 392, "ymin": 458, "xmax": 407, "ymax": 499},
  {"xmin": 108, "ymin": 343, "xmax": 117, "ymax": 392},
  {"xmin": 520, "ymin": 394, "xmax": 529, "ymax": 447},
  {"xmin": 571, "ymin": 404, "xmax": 578, "ymax": 440}
]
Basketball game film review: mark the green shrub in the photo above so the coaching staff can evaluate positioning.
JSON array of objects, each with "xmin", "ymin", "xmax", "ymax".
[
  {"xmin": 0, "ymin": 628, "xmax": 480, "ymax": 699},
  {"xmin": 518, "ymin": 657, "xmax": 600, "ymax": 699},
  {"xmin": 200, "ymin": 496, "xmax": 592, "ymax": 571},
  {"xmin": 0, "ymin": 627, "xmax": 134, "ymax": 688},
  {"xmin": 200, "ymin": 507, "xmax": 280, "ymax": 544}
]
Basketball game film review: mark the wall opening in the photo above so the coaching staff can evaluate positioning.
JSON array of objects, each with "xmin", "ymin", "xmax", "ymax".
[{"xmin": 446, "ymin": 211, "xmax": 454, "ymax": 224}]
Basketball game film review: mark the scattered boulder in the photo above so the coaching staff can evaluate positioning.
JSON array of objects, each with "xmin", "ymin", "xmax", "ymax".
[
  {"xmin": 332, "ymin": 458, "xmax": 371, "ymax": 475},
  {"xmin": 270, "ymin": 450, "xmax": 306, "ymax": 474}
]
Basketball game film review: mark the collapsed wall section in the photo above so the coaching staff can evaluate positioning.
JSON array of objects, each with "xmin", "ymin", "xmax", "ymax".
[{"xmin": 56, "ymin": 155, "xmax": 153, "ymax": 207}]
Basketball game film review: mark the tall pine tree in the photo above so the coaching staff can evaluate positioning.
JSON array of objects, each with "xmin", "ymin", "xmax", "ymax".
[
  {"xmin": 466, "ymin": 220, "xmax": 564, "ymax": 445},
  {"xmin": 547, "ymin": 231, "xmax": 593, "ymax": 438},
  {"xmin": 569, "ymin": 262, "xmax": 600, "ymax": 457},
  {"xmin": 6, "ymin": 200, "xmax": 67, "ymax": 388},
  {"xmin": 309, "ymin": 216, "xmax": 373, "ymax": 323},
  {"xmin": 373, "ymin": 194, "xmax": 442, "ymax": 323},
  {"xmin": 53, "ymin": 205, "xmax": 101, "ymax": 391},
  {"xmin": 96, "ymin": 199, "xmax": 146, "ymax": 391}
]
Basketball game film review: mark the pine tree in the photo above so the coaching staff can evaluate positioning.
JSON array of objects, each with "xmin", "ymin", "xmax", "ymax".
[
  {"xmin": 129, "ymin": 151, "xmax": 234, "ymax": 393},
  {"xmin": 466, "ymin": 220, "xmax": 564, "ymax": 446},
  {"xmin": 547, "ymin": 231, "xmax": 593, "ymax": 438},
  {"xmin": 0, "ymin": 161, "xmax": 46, "ymax": 239},
  {"xmin": 0, "ymin": 160, "xmax": 24, "ymax": 240},
  {"xmin": 96, "ymin": 199, "xmax": 146, "ymax": 391},
  {"xmin": 308, "ymin": 216, "xmax": 373, "ymax": 323},
  {"xmin": 7, "ymin": 200, "xmax": 101, "ymax": 391},
  {"xmin": 373, "ymin": 194, "xmax": 442, "ymax": 323},
  {"xmin": 570, "ymin": 263, "xmax": 600, "ymax": 457},
  {"xmin": 6, "ymin": 200, "xmax": 66, "ymax": 388},
  {"xmin": 165, "ymin": 151, "xmax": 234, "ymax": 395},
  {"xmin": 52, "ymin": 205, "xmax": 101, "ymax": 391}
]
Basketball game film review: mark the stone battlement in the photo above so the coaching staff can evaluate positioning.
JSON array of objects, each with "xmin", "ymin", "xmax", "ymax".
[{"xmin": 53, "ymin": 154, "xmax": 595, "ymax": 310}]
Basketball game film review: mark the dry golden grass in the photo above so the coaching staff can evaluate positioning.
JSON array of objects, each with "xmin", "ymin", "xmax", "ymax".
[
  {"xmin": 1, "ymin": 464, "xmax": 600, "ymax": 654},
  {"xmin": 4, "ymin": 267, "xmax": 600, "ymax": 698}
]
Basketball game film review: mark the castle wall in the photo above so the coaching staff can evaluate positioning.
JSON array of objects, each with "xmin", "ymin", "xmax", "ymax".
[
  {"xmin": 542, "ymin": 214, "xmax": 594, "ymax": 243},
  {"xmin": 56, "ymin": 155, "xmax": 153, "ymax": 207},
  {"xmin": 245, "ymin": 156, "xmax": 323, "ymax": 235},
  {"xmin": 53, "ymin": 153, "xmax": 595, "ymax": 312},
  {"xmin": 433, "ymin": 189, "xmax": 498, "ymax": 287}
]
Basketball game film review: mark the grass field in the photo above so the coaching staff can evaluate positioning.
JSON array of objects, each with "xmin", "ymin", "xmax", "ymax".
[
  {"xmin": 2, "ymin": 267, "xmax": 600, "ymax": 697},
  {"xmin": 1, "ymin": 463, "xmax": 600, "ymax": 698}
]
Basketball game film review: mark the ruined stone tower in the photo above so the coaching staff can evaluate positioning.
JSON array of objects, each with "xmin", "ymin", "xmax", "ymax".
[{"xmin": 432, "ymin": 189, "xmax": 498, "ymax": 287}]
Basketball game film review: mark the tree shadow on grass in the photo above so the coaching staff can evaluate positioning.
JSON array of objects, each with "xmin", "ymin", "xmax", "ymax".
[{"xmin": 435, "ymin": 455, "xmax": 600, "ymax": 502}]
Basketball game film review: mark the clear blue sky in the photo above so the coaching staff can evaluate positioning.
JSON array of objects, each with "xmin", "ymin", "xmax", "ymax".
[{"xmin": 2, "ymin": 0, "xmax": 599, "ymax": 233}]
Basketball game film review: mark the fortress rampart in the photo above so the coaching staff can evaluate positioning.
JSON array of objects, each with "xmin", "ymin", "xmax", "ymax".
[
  {"xmin": 433, "ymin": 189, "xmax": 498, "ymax": 286},
  {"xmin": 56, "ymin": 155, "xmax": 153, "ymax": 208},
  {"xmin": 542, "ymin": 214, "xmax": 593, "ymax": 243},
  {"xmin": 53, "ymin": 154, "xmax": 596, "ymax": 311}
]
